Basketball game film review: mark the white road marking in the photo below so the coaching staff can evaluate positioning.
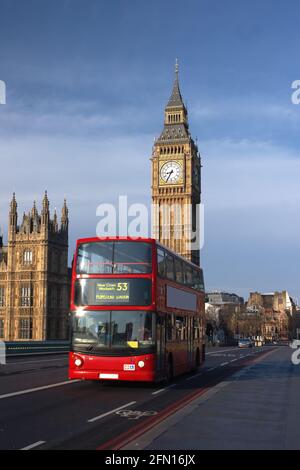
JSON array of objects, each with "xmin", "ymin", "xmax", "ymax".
[
  {"xmin": 207, "ymin": 367, "xmax": 218, "ymax": 372},
  {"xmin": 152, "ymin": 384, "xmax": 176, "ymax": 395},
  {"xmin": 0, "ymin": 380, "xmax": 80, "ymax": 400},
  {"xmin": 21, "ymin": 441, "xmax": 46, "ymax": 450},
  {"xmin": 88, "ymin": 401, "xmax": 137, "ymax": 423},
  {"xmin": 220, "ymin": 362, "xmax": 229, "ymax": 367},
  {"xmin": 230, "ymin": 358, "xmax": 238, "ymax": 362},
  {"xmin": 206, "ymin": 347, "xmax": 239, "ymax": 355}
]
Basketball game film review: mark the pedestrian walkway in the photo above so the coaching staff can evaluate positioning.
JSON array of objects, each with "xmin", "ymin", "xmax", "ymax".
[{"xmin": 131, "ymin": 346, "xmax": 300, "ymax": 450}]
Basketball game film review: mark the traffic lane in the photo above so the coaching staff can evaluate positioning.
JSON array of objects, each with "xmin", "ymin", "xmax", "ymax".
[
  {"xmin": 0, "ymin": 377, "xmax": 157, "ymax": 450},
  {"xmin": 0, "ymin": 347, "xmax": 272, "ymax": 449},
  {"xmin": 0, "ymin": 362, "xmax": 70, "ymax": 396},
  {"xmin": 2, "ymin": 354, "xmax": 68, "ymax": 375},
  {"xmin": 142, "ymin": 346, "xmax": 296, "ymax": 450},
  {"xmin": 51, "ymin": 349, "xmax": 275, "ymax": 450},
  {"xmin": 0, "ymin": 346, "xmax": 255, "ymax": 396},
  {"xmin": 203, "ymin": 345, "xmax": 268, "ymax": 369}
]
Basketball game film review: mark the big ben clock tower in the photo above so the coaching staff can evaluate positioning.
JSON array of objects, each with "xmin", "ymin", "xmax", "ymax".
[{"xmin": 151, "ymin": 61, "xmax": 201, "ymax": 266}]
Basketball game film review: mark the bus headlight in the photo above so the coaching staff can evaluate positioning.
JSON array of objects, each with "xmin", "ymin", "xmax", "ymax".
[
  {"xmin": 138, "ymin": 360, "xmax": 145, "ymax": 368},
  {"xmin": 74, "ymin": 357, "xmax": 83, "ymax": 367}
]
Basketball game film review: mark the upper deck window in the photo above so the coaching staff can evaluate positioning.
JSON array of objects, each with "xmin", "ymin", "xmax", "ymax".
[{"xmin": 76, "ymin": 241, "xmax": 152, "ymax": 275}]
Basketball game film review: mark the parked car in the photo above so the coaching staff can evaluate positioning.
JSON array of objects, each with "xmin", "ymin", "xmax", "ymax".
[{"xmin": 238, "ymin": 338, "xmax": 254, "ymax": 348}]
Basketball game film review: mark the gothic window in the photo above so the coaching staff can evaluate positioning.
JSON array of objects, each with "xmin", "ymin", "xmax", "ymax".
[
  {"xmin": 24, "ymin": 250, "xmax": 33, "ymax": 264},
  {"xmin": 20, "ymin": 286, "xmax": 33, "ymax": 307},
  {"xmin": 0, "ymin": 287, "xmax": 5, "ymax": 307},
  {"xmin": 0, "ymin": 319, "xmax": 4, "ymax": 338},
  {"xmin": 18, "ymin": 318, "xmax": 33, "ymax": 339}
]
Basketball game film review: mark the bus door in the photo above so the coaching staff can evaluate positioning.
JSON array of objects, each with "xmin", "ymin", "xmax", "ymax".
[{"xmin": 156, "ymin": 313, "xmax": 166, "ymax": 374}]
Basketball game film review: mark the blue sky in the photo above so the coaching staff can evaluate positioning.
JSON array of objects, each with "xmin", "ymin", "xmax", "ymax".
[{"xmin": 1, "ymin": 0, "xmax": 300, "ymax": 301}]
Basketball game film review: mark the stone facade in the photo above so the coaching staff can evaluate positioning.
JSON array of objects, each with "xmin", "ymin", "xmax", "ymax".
[
  {"xmin": 0, "ymin": 192, "xmax": 69, "ymax": 340},
  {"xmin": 151, "ymin": 62, "xmax": 201, "ymax": 265},
  {"xmin": 246, "ymin": 291, "xmax": 295, "ymax": 341}
]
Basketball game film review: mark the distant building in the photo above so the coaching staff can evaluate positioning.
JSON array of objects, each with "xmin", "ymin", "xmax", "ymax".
[
  {"xmin": 246, "ymin": 291, "xmax": 296, "ymax": 341},
  {"xmin": 205, "ymin": 292, "xmax": 244, "ymax": 345},
  {"xmin": 0, "ymin": 192, "xmax": 69, "ymax": 340},
  {"xmin": 206, "ymin": 291, "xmax": 244, "ymax": 306}
]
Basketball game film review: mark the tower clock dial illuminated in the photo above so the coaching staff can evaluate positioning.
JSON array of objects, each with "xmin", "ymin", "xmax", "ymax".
[{"xmin": 160, "ymin": 161, "xmax": 183, "ymax": 184}]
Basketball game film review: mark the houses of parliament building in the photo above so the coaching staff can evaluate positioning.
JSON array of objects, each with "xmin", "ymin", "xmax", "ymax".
[{"xmin": 0, "ymin": 192, "xmax": 69, "ymax": 340}]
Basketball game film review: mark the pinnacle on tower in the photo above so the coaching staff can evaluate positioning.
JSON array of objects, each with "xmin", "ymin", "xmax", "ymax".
[
  {"xmin": 31, "ymin": 200, "xmax": 38, "ymax": 217},
  {"xmin": 166, "ymin": 59, "xmax": 185, "ymax": 109},
  {"xmin": 61, "ymin": 199, "xmax": 69, "ymax": 229},
  {"xmin": 9, "ymin": 193, "xmax": 18, "ymax": 230},
  {"xmin": 53, "ymin": 208, "xmax": 58, "ymax": 232},
  {"xmin": 10, "ymin": 193, "xmax": 17, "ymax": 212},
  {"xmin": 41, "ymin": 190, "xmax": 50, "ymax": 226}
]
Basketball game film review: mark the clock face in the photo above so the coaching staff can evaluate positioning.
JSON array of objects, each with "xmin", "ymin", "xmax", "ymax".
[{"xmin": 160, "ymin": 161, "xmax": 183, "ymax": 184}]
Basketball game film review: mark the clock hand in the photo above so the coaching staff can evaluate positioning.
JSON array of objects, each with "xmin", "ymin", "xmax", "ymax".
[{"xmin": 166, "ymin": 170, "xmax": 174, "ymax": 182}]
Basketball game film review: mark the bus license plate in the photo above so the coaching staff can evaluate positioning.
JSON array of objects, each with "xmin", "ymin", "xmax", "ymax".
[
  {"xmin": 99, "ymin": 373, "xmax": 119, "ymax": 379},
  {"xmin": 124, "ymin": 364, "xmax": 135, "ymax": 371}
]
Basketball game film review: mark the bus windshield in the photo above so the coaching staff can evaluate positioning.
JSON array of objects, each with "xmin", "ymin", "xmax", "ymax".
[
  {"xmin": 76, "ymin": 241, "xmax": 152, "ymax": 275},
  {"xmin": 72, "ymin": 310, "xmax": 155, "ymax": 355}
]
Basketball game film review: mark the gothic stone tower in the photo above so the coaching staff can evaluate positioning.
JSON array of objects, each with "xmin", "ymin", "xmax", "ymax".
[
  {"xmin": 1, "ymin": 192, "xmax": 69, "ymax": 340},
  {"xmin": 151, "ymin": 62, "xmax": 201, "ymax": 265}
]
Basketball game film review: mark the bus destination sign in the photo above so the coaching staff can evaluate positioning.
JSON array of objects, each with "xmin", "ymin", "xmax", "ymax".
[{"xmin": 95, "ymin": 281, "xmax": 130, "ymax": 304}]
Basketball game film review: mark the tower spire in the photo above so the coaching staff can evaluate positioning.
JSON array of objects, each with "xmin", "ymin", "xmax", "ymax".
[
  {"xmin": 61, "ymin": 199, "xmax": 69, "ymax": 230},
  {"xmin": 166, "ymin": 58, "xmax": 184, "ymax": 109},
  {"xmin": 41, "ymin": 190, "xmax": 50, "ymax": 227},
  {"xmin": 9, "ymin": 192, "xmax": 18, "ymax": 232}
]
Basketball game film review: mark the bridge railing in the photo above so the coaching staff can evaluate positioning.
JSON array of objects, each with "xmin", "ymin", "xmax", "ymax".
[{"xmin": 4, "ymin": 340, "xmax": 70, "ymax": 357}]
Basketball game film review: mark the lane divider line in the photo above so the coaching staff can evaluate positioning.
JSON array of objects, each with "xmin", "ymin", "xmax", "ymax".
[
  {"xmin": 0, "ymin": 380, "xmax": 80, "ymax": 400},
  {"xmin": 152, "ymin": 384, "xmax": 176, "ymax": 396},
  {"xmin": 21, "ymin": 441, "xmax": 46, "ymax": 450},
  {"xmin": 87, "ymin": 401, "xmax": 137, "ymax": 423}
]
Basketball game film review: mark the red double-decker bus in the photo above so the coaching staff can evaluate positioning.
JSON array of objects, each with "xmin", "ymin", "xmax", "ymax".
[{"xmin": 69, "ymin": 237, "xmax": 205, "ymax": 383}]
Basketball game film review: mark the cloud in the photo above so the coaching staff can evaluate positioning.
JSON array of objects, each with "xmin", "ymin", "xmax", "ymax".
[{"xmin": 191, "ymin": 98, "xmax": 300, "ymax": 124}]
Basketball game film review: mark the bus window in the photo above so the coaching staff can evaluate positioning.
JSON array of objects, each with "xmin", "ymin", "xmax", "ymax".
[
  {"xmin": 175, "ymin": 316, "xmax": 185, "ymax": 341},
  {"xmin": 185, "ymin": 266, "xmax": 193, "ymax": 288},
  {"xmin": 199, "ymin": 269, "xmax": 205, "ymax": 292},
  {"xmin": 165, "ymin": 253, "xmax": 175, "ymax": 281},
  {"xmin": 192, "ymin": 269, "xmax": 199, "ymax": 290},
  {"xmin": 157, "ymin": 248, "xmax": 165, "ymax": 277},
  {"xmin": 113, "ymin": 242, "xmax": 152, "ymax": 274},
  {"xmin": 77, "ymin": 242, "xmax": 114, "ymax": 274},
  {"xmin": 166, "ymin": 314, "xmax": 173, "ymax": 341},
  {"xmin": 193, "ymin": 318, "xmax": 200, "ymax": 339},
  {"xmin": 175, "ymin": 257, "xmax": 183, "ymax": 284},
  {"xmin": 76, "ymin": 241, "xmax": 152, "ymax": 275}
]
